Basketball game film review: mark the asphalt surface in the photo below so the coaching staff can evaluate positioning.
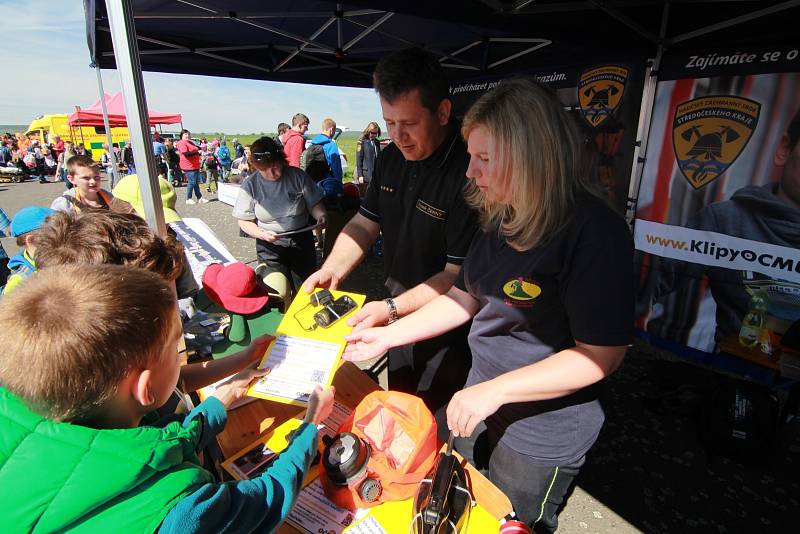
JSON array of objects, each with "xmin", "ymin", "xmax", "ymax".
[{"xmin": 3, "ymin": 175, "xmax": 800, "ymax": 533}]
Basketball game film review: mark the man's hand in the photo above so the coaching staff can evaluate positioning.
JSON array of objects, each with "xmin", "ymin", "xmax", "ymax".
[
  {"xmin": 303, "ymin": 385, "xmax": 336, "ymax": 425},
  {"xmin": 303, "ymin": 267, "xmax": 341, "ymax": 293},
  {"xmin": 342, "ymin": 327, "xmax": 390, "ymax": 362},
  {"xmin": 242, "ymin": 335, "xmax": 274, "ymax": 365},
  {"xmin": 213, "ymin": 365, "xmax": 270, "ymax": 409},
  {"xmin": 446, "ymin": 380, "xmax": 504, "ymax": 438},
  {"xmin": 346, "ymin": 300, "xmax": 390, "ymax": 332},
  {"xmin": 316, "ymin": 214, "xmax": 328, "ymax": 229}
]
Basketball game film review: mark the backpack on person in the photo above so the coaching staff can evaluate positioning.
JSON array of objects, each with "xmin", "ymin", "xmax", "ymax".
[
  {"xmin": 204, "ymin": 154, "xmax": 218, "ymax": 170},
  {"xmin": 300, "ymin": 143, "xmax": 330, "ymax": 182},
  {"xmin": 23, "ymin": 152, "xmax": 36, "ymax": 168}
]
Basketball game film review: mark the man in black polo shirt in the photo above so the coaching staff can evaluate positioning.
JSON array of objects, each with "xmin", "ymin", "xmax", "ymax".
[{"xmin": 304, "ymin": 48, "xmax": 478, "ymax": 415}]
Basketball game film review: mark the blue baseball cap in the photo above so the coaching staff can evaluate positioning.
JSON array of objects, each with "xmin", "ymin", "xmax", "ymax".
[{"xmin": 11, "ymin": 206, "xmax": 57, "ymax": 237}]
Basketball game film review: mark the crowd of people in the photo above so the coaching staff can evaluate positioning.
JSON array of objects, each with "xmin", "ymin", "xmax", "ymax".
[
  {"xmin": 0, "ymin": 132, "xmax": 91, "ymax": 185},
  {"xmin": 0, "ymin": 47, "xmax": 634, "ymax": 533}
]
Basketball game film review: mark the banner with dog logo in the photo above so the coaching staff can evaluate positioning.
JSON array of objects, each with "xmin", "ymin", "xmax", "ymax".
[{"xmin": 634, "ymin": 59, "xmax": 800, "ymax": 353}]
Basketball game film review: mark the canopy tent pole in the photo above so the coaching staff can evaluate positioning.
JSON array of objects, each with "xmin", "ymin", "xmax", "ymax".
[
  {"xmin": 93, "ymin": 65, "xmax": 122, "ymax": 188},
  {"xmin": 625, "ymin": 1, "xmax": 670, "ymax": 227},
  {"xmin": 103, "ymin": 0, "xmax": 166, "ymax": 237}
]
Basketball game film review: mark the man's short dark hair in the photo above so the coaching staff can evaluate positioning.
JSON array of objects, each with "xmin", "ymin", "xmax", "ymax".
[
  {"xmin": 292, "ymin": 114, "xmax": 309, "ymax": 127},
  {"xmin": 787, "ymin": 108, "xmax": 800, "ymax": 149},
  {"xmin": 373, "ymin": 48, "xmax": 449, "ymax": 114}
]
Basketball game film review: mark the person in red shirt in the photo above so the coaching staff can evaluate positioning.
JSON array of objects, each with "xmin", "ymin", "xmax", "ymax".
[
  {"xmin": 176, "ymin": 129, "xmax": 207, "ymax": 204},
  {"xmin": 52, "ymin": 135, "xmax": 65, "ymax": 159},
  {"xmin": 282, "ymin": 113, "xmax": 309, "ymax": 168}
]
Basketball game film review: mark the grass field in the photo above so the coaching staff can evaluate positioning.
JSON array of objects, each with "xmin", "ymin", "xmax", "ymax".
[{"xmin": 195, "ymin": 130, "xmax": 362, "ymax": 183}]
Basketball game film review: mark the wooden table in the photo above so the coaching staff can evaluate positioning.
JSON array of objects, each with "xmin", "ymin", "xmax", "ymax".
[{"xmin": 216, "ymin": 361, "xmax": 512, "ymax": 530}]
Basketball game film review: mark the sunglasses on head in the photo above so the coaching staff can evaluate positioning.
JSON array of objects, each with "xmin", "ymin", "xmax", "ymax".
[{"xmin": 252, "ymin": 150, "xmax": 280, "ymax": 162}]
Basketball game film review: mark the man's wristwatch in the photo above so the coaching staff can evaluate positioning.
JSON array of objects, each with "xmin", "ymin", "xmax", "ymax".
[{"xmin": 384, "ymin": 298, "xmax": 398, "ymax": 324}]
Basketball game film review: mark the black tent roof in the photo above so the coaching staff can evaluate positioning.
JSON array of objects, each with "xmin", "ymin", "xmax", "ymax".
[{"xmin": 88, "ymin": 1, "xmax": 800, "ymax": 87}]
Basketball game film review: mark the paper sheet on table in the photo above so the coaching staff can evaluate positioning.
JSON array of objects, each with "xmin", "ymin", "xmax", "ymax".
[
  {"xmin": 287, "ymin": 480, "xmax": 501, "ymax": 533},
  {"xmin": 287, "ymin": 479, "xmax": 367, "ymax": 532},
  {"xmin": 247, "ymin": 288, "xmax": 365, "ymax": 407}
]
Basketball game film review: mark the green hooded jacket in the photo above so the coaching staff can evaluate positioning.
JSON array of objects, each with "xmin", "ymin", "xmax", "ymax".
[{"xmin": 0, "ymin": 387, "xmax": 214, "ymax": 533}]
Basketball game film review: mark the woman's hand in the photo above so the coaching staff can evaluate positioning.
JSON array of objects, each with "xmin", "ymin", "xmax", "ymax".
[
  {"xmin": 342, "ymin": 327, "xmax": 391, "ymax": 362},
  {"xmin": 346, "ymin": 300, "xmax": 390, "ymax": 332},
  {"xmin": 213, "ymin": 365, "xmax": 270, "ymax": 409},
  {"xmin": 260, "ymin": 229, "xmax": 279, "ymax": 242},
  {"xmin": 446, "ymin": 380, "xmax": 504, "ymax": 438}
]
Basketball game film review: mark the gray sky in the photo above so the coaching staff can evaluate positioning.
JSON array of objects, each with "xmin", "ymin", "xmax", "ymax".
[{"xmin": 0, "ymin": 0, "xmax": 385, "ymax": 133}]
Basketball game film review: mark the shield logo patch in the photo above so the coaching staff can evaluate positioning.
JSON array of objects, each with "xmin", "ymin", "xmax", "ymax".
[
  {"xmin": 673, "ymin": 96, "xmax": 760, "ymax": 189},
  {"xmin": 578, "ymin": 66, "xmax": 628, "ymax": 128}
]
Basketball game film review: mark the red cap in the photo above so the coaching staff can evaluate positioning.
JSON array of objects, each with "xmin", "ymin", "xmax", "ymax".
[{"xmin": 202, "ymin": 262, "xmax": 269, "ymax": 315}]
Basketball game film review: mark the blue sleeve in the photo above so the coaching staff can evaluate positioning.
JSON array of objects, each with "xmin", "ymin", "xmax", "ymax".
[
  {"xmin": 182, "ymin": 397, "xmax": 228, "ymax": 451},
  {"xmin": 0, "ymin": 208, "xmax": 11, "ymax": 232},
  {"xmin": 326, "ymin": 144, "xmax": 343, "ymax": 181},
  {"xmin": 158, "ymin": 422, "xmax": 319, "ymax": 534}
]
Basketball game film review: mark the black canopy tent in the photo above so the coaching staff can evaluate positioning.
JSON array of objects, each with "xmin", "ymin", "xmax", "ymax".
[
  {"xmin": 89, "ymin": 1, "xmax": 799, "ymax": 88},
  {"xmin": 86, "ymin": 0, "xmax": 800, "ymax": 233}
]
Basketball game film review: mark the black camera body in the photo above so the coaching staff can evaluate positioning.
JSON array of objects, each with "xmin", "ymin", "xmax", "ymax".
[{"xmin": 313, "ymin": 295, "xmax": 358, "ymax": 328}]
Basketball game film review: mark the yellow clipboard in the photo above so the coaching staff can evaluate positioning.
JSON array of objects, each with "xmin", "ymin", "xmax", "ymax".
[{"xmin": 246, "ymin": 288, "xmax": 366, "ymax": 407}]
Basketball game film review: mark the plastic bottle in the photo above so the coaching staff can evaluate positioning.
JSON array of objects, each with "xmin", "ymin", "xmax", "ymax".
[{"xmin": 738, "ymin": 289, "xmax": 768, "ymax": 349}]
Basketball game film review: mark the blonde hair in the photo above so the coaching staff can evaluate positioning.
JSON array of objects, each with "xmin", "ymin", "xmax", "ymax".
[
  {"xmin": 462, "ymin": 78, "xmax": 600, "ymax": 251},
  {"xmin": 0, "ymin": 264, "xmax": 178, "ymax": 422},
  {"xmin": 322, "ymin": 117, "xmax": 337, "ymax": 132},
  {"xmin": 361, "ymin": 122, "xmax": 381, "ymax": 139}
]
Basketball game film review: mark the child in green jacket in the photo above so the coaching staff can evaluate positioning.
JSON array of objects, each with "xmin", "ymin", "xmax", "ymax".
[{"xmin": 0, "ymin": 264, "xmax": 334, "ymax": 533}]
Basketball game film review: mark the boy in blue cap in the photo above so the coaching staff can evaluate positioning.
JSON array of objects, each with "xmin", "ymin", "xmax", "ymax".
[{"xmin": 2, "ymin": 206, "xmax": 56, "ymax": 294}]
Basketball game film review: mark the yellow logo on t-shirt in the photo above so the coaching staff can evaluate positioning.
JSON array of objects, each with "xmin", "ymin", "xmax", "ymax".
[{"xmin": 502, "ymin": 278, "xmax": 541, "ymax": 306}]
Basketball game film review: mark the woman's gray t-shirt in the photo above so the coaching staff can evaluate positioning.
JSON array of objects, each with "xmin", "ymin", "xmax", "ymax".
[{"xmin": 232, "ymin": 166, "xmax": 323, "ymax": 233}]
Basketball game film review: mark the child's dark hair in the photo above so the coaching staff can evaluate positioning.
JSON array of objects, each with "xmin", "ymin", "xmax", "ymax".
[{"xmin": 34, "ymin": 211, "xmax": 185, "ymax": 282}]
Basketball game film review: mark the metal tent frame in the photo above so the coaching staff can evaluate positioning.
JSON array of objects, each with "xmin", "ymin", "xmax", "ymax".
[{"xmin": 93, "ymin": 0, "xmax": 799, "ymax": 234}]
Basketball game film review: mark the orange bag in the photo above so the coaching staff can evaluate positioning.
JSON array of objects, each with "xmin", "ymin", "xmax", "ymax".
[{"xmin": 319, "ymin": 391, "xmax": 438, "ymax": 510}]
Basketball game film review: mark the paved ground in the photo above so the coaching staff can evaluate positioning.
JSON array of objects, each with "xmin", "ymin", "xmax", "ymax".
[{"xmin": 3, "ymin": 176, "xmax": 800, "ymax": 533}]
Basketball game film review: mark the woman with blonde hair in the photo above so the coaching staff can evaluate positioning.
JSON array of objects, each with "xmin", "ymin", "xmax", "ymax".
[
  {"xmin": 355, "ymin": 121, "xmax": 382, "ymax": 195},
  {"xmin": 343, "ymin": 78, "xmax": 633, "ymax": 532}
]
